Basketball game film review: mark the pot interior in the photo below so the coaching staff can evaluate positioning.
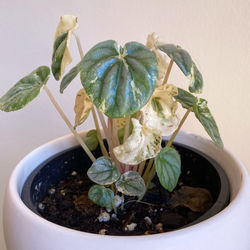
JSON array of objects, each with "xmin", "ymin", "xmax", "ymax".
[{"xmin": 21, "ymin": 142, "xmax": 230, "ymax": 233}]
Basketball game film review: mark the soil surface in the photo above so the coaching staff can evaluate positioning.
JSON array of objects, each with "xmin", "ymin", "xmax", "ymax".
[{"xmin": 37, "ymin": 145, "xmax": 216, "ymax": 236}]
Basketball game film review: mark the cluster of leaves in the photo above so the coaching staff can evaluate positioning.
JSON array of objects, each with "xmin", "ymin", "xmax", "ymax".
[{"xmin": 0, "ymin": 15, "xmax": 223, "ymax": 212}]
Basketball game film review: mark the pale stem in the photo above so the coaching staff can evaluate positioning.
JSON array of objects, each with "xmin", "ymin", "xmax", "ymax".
[
  {"xmin": 162, "ymin": 59, "xmax": 174, "ymax": 85},
  {"xmin": 73, "ymin": 33, "xmax": 108, "ymax": 157},
  {"xmin": 91, "ymin": 107, "xmax": 109, "ymax": 156},
  {"xmin": 43, "ymin": 86, "xmax": 96, "ymax": 162},
  {"xmin": 166, "ymin": 108, "xmax": 191, "ymax": 147},
  {"xmin": 73, "ymin": 33, "xmax": 84, "ymax": 59},
  {"xmin": 112, "ymin": 119, "xmax": 120, "ymax": 147},
  {"xmin": 142, "ymin": 158, "xmax": 154, "ymax": 182},
  {"xmin": 138, "ymin": 160, "xmax": 146, "ymax": 176},
  {"xmin": 123, "ymin": 116, "xmax": 131, "ymax": 143}
]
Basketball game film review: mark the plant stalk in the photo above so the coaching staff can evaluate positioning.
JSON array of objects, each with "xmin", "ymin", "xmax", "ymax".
[
  {"xmin": 43, "ymin": 86, "xmax": 96, "ymax": 162},
  {"xmin": 162, "ymin": 59, "xmax": 173, "ymax": 85},
  {"xmin": 74, "ymin": 32, "xmax": 108, "ymax": 157}
]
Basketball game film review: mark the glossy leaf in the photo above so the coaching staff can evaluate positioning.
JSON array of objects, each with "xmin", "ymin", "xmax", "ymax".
[
  {"xmin": 74, "ymin": 88, "xmax": 93, "ymax": 128},
  {"xmin": 60, "ymin": 62, "xmax": 81, "ymax": 93},
  {"xmin": 194, "ymin": 98, "xmax": 223, "ymax": 148},
  {"xmin": 85, "ymin": 129, "xmax": 98, "ymax": 151},
  {"xmin": 174, "ymin": 88, "xmax": 197, "ymax": 109},
  {"xmin": 87, "ymin": 156, "xmax": 121, "ymax": 185},
  {"xmin": 88, "ymin": 185, "xmax": 114, "ymax": 209},
  {"xmin": 80, "ymin": 40, "xmax": 158, "ymax": 118},
  {"xmin": 146, "ymin": 33, "xmax": 169, "ymax": 86},
  {"xmin": 113, "ymin": 118, "xmax": 162, "ymax": 165},
  {"xmin": 116, "ymin": 171, "xmax": 146, "ymax": 198},
  {"xmin": 155, "ymin": 147, "xmax": 181, "ymax": 192},
  {"xmin": 0, "ymin": 66, "xmax": 50, "ymax": 112},
  {"xmin": 158, "ymin": 44, "xmax": 203, "ymax": 93},
  {"xmin": 141, "ymin": 84, "xmax": 180, "ymax": 136},
  {"xmin": 52, "ymin": 15, "xmax": 78, "ymax": 80}
]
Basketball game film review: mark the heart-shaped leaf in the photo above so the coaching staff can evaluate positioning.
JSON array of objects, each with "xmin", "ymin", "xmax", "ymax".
[
  {"xmin": 74, "ymin": 88, "xmax": 93, "ymax": 128},
  {"xmin": 158, "ymin": 44, "xmax": 203, "ymax": 94},
  {"xmin": 87, "ymin": 156, "xmax": 121, "ymax": 185},
  {"xmin": 155, "ymin": 147, "xmax": 181, "ymax": 192},
  {"xmin": 88, "ymin": 185, "xmax": 114, "ymax": 209},
  {"xmin": 174, "ymin": 88, "xmax": 197, "ymax": 110},
  {"xmin": 141, "ymin": 84, "xmax": 180, "ymax": 136},
  {"xmin": 116, "ymin": 171, "xmax": 146, "ymax": 198},
  {"xmin": 0, "ymin": 66, "xmax": 50, "ymax": 112},
  {"xmin": 85, "ymin": 129, "xmax": 99, "ymax": 151},
  {"xmin": 52, "ymin": 15, "xmax": 78, "ymax": 80},
  {"xmin": 113, "ymin": 118, "xmax": 162, "ymax": 165},
  {"xmin": 80, "ymin": 40, "xmax": 158, "ymax": 118},
  {"xmin": 194, "ymin": 98, "xmax": 223, "ymax": 148},
  {"xmin": 60, "ymin": 62, "xmax": 81, "ymax": 93}
]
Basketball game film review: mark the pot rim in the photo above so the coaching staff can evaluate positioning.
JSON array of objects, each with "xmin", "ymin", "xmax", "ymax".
[{"xmin": 7, "ymin": 130, "xmax": 249, "ymax": 240}]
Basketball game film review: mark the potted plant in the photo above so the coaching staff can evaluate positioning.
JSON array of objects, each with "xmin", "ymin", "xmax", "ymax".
[{"xmin": 2, "ymin": 15, "xmax": 250, "ymax": 250}]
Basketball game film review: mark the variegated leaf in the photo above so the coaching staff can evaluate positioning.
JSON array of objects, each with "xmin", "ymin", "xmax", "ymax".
[
  {"xmin": 80, "ymin": 40, "xmax": 158, "ymax": 118},
  {"xmin": 113, "ymin": 118, "xmax": 162, "ymax": 165},
  {"xmin": 0, "ymin": 66, "xmax": 50, "ymax": 112},
  {"xmin": 116, "ymin": 171, "xmax": 146, "ymax": 198},
  {"xmin": 52, "ymin": 15, "xmax": 78, "ymax": 80},
  {"xmin": 146, "ymin": 33, "xmax": 169, "ymax": 86},
  {"xmin": 141, "ymin": 84, "xmax": 180, "ymax": 136},
  {"xmin": 74, "ymin": 88, "xmax": 93, "ymax": 128},
  {"xmin": 158, "ymin": 44, "xmax": 203, "ymax": 93}
]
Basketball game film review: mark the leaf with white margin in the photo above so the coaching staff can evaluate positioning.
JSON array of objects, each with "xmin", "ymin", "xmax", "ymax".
[
  {"xmin": 155, "ymin": 146, "xmax": 181, "ymax": 192},
  {"xmin": 88, "ymin": 185, "xmax": 114, "ymax": 209},
  {"xmin": 0, "ymin": 66, "xmax": 50, "ymax": 112},
  {"xmin": 113, "ymin": 118, "xmax": 162, "ymax": 165},
  {"xmin": 146, "ymin": 33, "xmax": 169, "ymax": 87},
  {"xmin": 141, "ymin": 84, "xmax": 180, "ymax": 136},
  {"xmin": 74, "ymin": 88, "xmax": 93, "ymax": 128},
  {"xmin": 174, "ymin": 87, "xmax": 197, "ymax": 110},
  {"xmin": 52, "ymin": 15, "xmax": 78, "ymax": 80},
  {"xmin": 158, "ymin": 44, "xmax": 203, "ymax": 93},
  {"xmin": 87, "ymin": 156, "xmax": 121, "ymax": 185},
  {"xmin": 193, "ymin": 98, "xmax": 224, "ymax": 148},
  {"xmin": 116, "ymin": 171, "xmax": 146, "ymax": 198}
]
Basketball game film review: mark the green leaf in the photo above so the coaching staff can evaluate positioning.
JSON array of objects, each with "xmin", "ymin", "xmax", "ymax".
[
  {"xmin": 60, "ymin": 62, "xmax": 81, "ymax": 93},
  {"xmin": 88, "ymin": 185, "xmax": 114, "ymax": 209},
  {"xmin": 116, "ymin": 171, "xmax": 146, "ymax": 198},
  {"xmin": 52, "ymin": 15, "xmax": 78, "ymax": 80},
  {"xmin": 155, "ymin": 147, "xmax": 181, "ymax": 192},
  {"xmin": 158, "ymin": 44, "xmax": 203, "ymax": 94},
  {"xmin": 87, "ymin": 156, "xmax": 121, "ymax": 185},
  {"xmin": 85, "ymin": 129, "xmax": 99, "ymax": 151},
  {"xmin": 194, "ymin": 98, "xmax": 224, "ymax": 148},
  {"xmin": 80, "ymin": 40, "xmax": 158, "ymax": 118},
  {"xmin": 174, "ymin": 88, "xmax": 197, "ymax": 109},
  {"xmin": 0, "ymin": 66, "xmax": 50, "ymax": 112}
]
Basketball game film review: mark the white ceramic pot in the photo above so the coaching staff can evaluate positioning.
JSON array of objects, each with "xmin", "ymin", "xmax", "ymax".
[{"xmin": 3, "ymin": 131, "xmax": 250, "ymax": 250}]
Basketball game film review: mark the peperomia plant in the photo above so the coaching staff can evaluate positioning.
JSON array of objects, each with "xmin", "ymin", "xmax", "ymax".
[{"xmin": 0, "ymin": 15, "xmax": 223, "ymax": 212}]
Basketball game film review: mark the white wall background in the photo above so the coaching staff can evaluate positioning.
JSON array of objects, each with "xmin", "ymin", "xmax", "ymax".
[{"xmin": 0, "ymin": 0, "xmax": 249, "ymax": 249}]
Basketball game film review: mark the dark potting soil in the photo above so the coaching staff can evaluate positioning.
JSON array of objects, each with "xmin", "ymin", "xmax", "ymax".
[{"xmin": 26, "ymin": 143, "xmax": 225, "ymax": 236}]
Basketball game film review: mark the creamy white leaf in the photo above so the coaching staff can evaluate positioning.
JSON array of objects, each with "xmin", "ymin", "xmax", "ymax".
[
  {"xmin": 74, "ymin": 88, "xmax": 93, "ymax": 127},
  {"xmin": 146, "ymin": 33, "xmax": 169, "ymax": 86},
  {"xmin": 53, "ymin": 15, "xmax": 78, "ymax": 79},
  {"xmin": 113, "ymin": 118, "xmax": 162, "ymax": 165},
  {"xmin": 141, "ymin": 84, "xmax": 180, "ymax": 136}
]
